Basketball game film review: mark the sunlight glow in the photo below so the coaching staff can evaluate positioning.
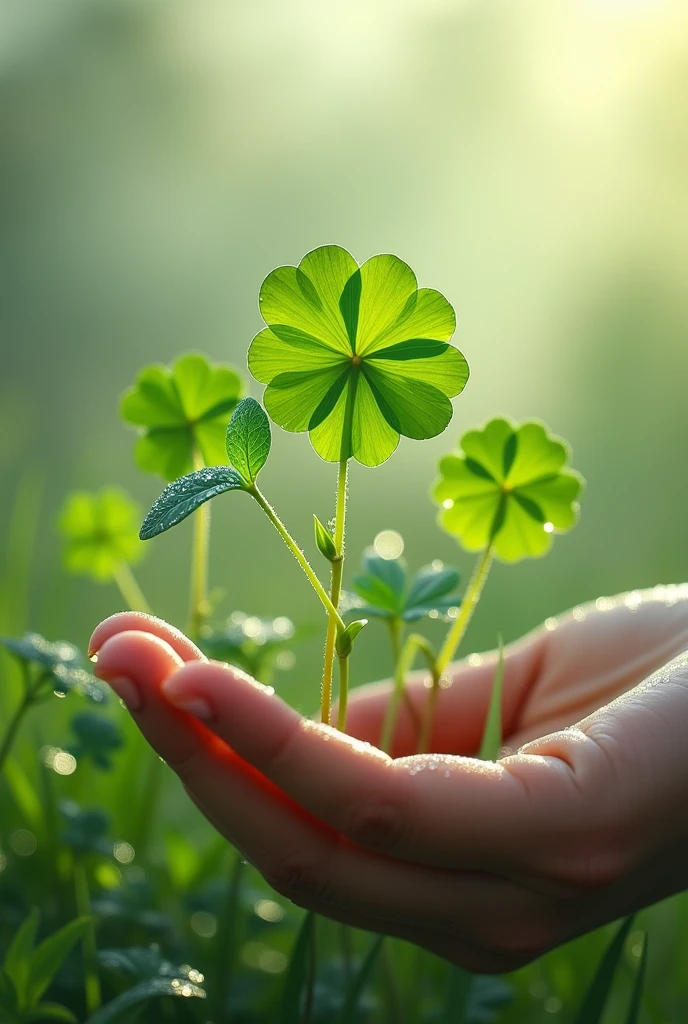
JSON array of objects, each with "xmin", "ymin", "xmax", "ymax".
[{"xmin": 373, "ymin": 529, "xmax": 404, "ymax": 560}]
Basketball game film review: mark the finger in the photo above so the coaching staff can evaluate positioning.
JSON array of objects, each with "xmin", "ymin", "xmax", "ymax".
[
  {"xmin": 89, "ymin": 612, "xmax": 205, "ymax": 664},
  {"xmin": 342, "ymin": 632, "xmax": 544, "ymax": 757},
  {"xmin": 95, "ymin": 637, "xmax": 561, "ymax": 956},
  {"xmin": 161, "ymin": 659, "xmax": 610, "ymax": 888},
  {"xmin": 514, "ymin": 586, "xmax": 688, "ymax": 740}
]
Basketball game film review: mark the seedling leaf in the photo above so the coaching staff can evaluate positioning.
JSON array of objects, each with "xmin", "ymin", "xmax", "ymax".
[
  {"xmin": 314, "ymin": 515, "xmax": 338, "ymax": 562},
  {"xmin": 140, "ymin": 467, "xmax": 245, "ymax": 540},
  {"xmin": 625, "ymin": 933, "xmax": 647, "ymax": 1024},
  {"xmin": 336, "ymin": 619, "xmax": 368, "ymax": 657},
  {"xmin": 225, "ymin": 397, "xmax": 271, "ymax": 483},
  {"xmin": 5, "ymin": 908, "xmax": 40, "ymax": 1005},
  {"xmin": 27, "ymin": 918, "xmax": 92, "ymax": 1006}
]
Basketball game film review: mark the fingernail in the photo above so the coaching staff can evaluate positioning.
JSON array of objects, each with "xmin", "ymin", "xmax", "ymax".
[
  {"xmin": 166, "ymin": 694, "xmax": 214, "ymax": 721},
  {"xmin": 106, "ymin": 676, "xmax": 142, "ymax": 712}
]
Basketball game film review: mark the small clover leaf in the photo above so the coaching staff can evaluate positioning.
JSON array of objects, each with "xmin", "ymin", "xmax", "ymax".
[
  {"xmin": 248, "ymin": 245, "xmax": 469, "ymax": 466},
  {"xmin": 433, "ymin": 418, "xmax": 583, "ymax": 562},
  {"xmin": 0, "ymin": 634, "xmax": 107, "ymax": 703},
  {"xmin": 345, "ymin": 550, "xmax": 461, "ymax": 623},
  {"xmin": 120, "ymin": 352, "xmax": 245, "ymax": 481},
  {"xmin": 139, "ymin": 467, "xmax": 245, "ymax": 540},
  {"xmin": 68, "ymin": 713, "xmax": 124, "ymax": 771},
  {"xmin": 58, "ymin": 488, "xmax": 144, "ymax": 582},
  {"xmin": 225, "ymin": 397, "xmax": 271, "ymax": 484}
]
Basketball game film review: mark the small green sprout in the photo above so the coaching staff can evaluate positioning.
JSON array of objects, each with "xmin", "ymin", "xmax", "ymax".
[
  {"xmin": 433, "ymin": 418, "xmax": 583, "ymax": 562},
  {"xmin": 345, "ymin": 551, "xmax": 461, "ymax": 624},
  {"xmin": 120, "ymin": 352, "xmax": 245, "ymax": 481},
  {"xmin": 249, "ymin": 245, "xmax": 469, "ymax": 466}
]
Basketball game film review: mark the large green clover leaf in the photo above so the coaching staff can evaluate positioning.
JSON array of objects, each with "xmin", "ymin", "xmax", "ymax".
[
  {"xmin": 248, "ymin": 245, "xmax": 469, "ymax": 466},
  {"xmin": 120, "ymin": 352, "xmax": 245, "ymax": 481},
  {"xmin": 59, "ymin": 488, "xmax": 144, "ymax": 582},
  {"xmin": 433, "ymin": 419, "xmax": 583, "ymax": 562}
]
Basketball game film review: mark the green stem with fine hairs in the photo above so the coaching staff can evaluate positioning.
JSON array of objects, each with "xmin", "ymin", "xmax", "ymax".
[
  {"xmin": 434, "ymin": 545, "xmax": 494, "ymax": 678},
  {"xmin": 380, "ymin": 634, "xmax": 437, "ymax": 754},
  {"xmin": 249, "ymin": 485, "xmax": 345, "ymax": 631},
  {"xmin": 321, "ymin": 458, "xmax": 348, "ymax": 726},
  {"xmin": 113, "ymin": 562, "xmax": 151, "ymax": 614},
  {"xmin": 188, "ymin": 446, "xmax": 210, "ymax": 640}
]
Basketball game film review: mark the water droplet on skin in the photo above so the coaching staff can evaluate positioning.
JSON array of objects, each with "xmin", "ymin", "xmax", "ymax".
[
  {"xmin": 444, "ymin": 770, "xmax": 450, "ymax": 778},
  {"xmin": 468, "ymin": 653, "xmax": 482, "ymax": 667},
  {"xmin": 545, "ymin": 617, "xmax": 558, "ymax": 631}
]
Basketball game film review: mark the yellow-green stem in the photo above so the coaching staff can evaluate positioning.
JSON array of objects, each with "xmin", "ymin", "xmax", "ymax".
[
  {"xmin": 380, "ymin": 634, "xmax": 436, "ymax": 753},
  {"xmin": 188, "ymin": 447, "xmax": 210, "ymax": 640},
  {"xmin": 321, "ymin": 459, "xmax": 348, "ymax": 726},
  {"xmin": 434, "ymin": 546, "xmax": 494, "ymax": 678},
  {"xmin": 113, "ymin": 563, "xmax": 151, "ymax": 614},
  {"xmin": 74, "ymin": 860, "xmax": 101, "ymax": 1013},
  {"xmin": 336, "ymin": 653, "xmax": 350, "ymax": 731},
  {"xmin": 250, "ymin": 486, "xmax": 345, "ymax": 631}
]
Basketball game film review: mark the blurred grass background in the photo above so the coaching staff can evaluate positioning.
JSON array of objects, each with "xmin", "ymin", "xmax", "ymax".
[{"xmin": 2, "ymin": 2, "xmax": 688, "ymax": 1018}]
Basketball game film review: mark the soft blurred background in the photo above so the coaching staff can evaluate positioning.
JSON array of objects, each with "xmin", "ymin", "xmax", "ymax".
[
  {"xmin": 2, "ymin": 1, "xmax": 688, "ymax": 1017},
  {"xmin": 3, "ymin": 0, "xmax": 688, "ymax": 701}
]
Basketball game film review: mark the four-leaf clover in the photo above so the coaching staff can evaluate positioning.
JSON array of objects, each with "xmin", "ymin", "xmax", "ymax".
[
  {"xmin": 433, "ymin": 418, "xmax": 583, "ymax": 562},
  {"xmin": 120, "ymin": 352, "xmax": 245, "ymax": 481},
  {"xmin": 248, "ymin": 245, "xmax": 469, "ymax": 466},
  {"xmin": 59, "ymin": 488, "xmax": 144, "ymax": 581}
]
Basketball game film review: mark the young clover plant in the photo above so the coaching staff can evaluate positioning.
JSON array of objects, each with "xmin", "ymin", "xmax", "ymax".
[
  {"xmin": 377, "ymin": 417, "xmax": 584, "ymax": 753},
  {"xmin": 140, "ymin": 245, "xmax": 469, "ymax": 727},
  {"xmin": 343, "ymin": 550, "xmax": 463, "ymax": 750},
  {"xmin": 121, "ymin": 352, "xmax": 245, "ymax": 637},
  {"xmin": 58, "ymin": 488, "xmax": 150, "ymax": 613}
]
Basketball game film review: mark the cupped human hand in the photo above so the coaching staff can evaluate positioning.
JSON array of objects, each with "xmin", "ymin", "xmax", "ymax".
[{"xmin": 88, "ymin": 586, "xmax": 688, "ymax": 974}]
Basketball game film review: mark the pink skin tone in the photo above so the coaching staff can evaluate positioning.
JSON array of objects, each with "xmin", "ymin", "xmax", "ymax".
[{"xmin": 89, "ymin": 587, "xmax": 688, "ymax": 974}]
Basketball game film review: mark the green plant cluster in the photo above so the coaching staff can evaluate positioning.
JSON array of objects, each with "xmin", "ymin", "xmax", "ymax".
[{"xmin": 0, "ymin": 246, "xmax": 655, "ymax": 1023}]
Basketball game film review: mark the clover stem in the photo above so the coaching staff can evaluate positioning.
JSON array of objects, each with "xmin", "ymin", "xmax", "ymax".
[
  {"xmin": 336, "ymin": 653, "xmax": 350, "ymax": 731},
  {"xmin": 113, "ymin": 562, "xmax": 151, "ymax": 614},
  {"xmin": 321, "ymin": 458, "xmax": 348, "ymax": 726},
  {"xmin": 74, "ymin": 858, "xmax": 102, "ymax": 1013},
  {"xmin": 0, "ymin": 665, "xmax": 43, "ymax": 774},
  {"xmin": 249, "ymin": 486, "xmax": 345, "ymax": 630},
  {"xmin": 188, "ymin": 447, "xmax": 211, "ymax": 640},
  {"xmin": 380, "ymin": 634, "xmax": 436, "ymax": 754},
  {"xmin": 435, "ymin": 545, "xmax": 494, "ymax": 678}
]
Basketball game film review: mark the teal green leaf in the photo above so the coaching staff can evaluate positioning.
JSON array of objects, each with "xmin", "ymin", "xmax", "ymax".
[
  {"xmin": 433, "ymin": 419, "xmax": 584, "ymax": 563},
  {"xmin": 249, "ymin": 246, "xmax": 469, "ymax": 466},
  {"xmin": 140, "ymin": 467, "xmax": 245, "ymax": 540},
  {"xmin": 4, "ymin": 908, "xmax": 40, "ymax": 1006},
  {"xmin": 225, "ymin": 397, "xmax": 271, "ymax": 483},
  {"xmin": 120, "ymin": 352, "xmax": 245, "ymax": 481},
  {"xmin": 68, "ymin": 713, "xmax": 123, "ymax": 771},
  {"xmin": 279, "ymin": 912, "xmax": 315, "ymax": 1024},
  {"xmin": 335, "ymin": 619, "xmax": 368, "ymax": 657},
  {"xmin": 348, "ymin": 549, "xmax": 461, "ymax": 625},
  {"xmin": 27, "ymin": 918, "xmax": 92, "ymax": 1006},
  {"xmin": 0, "ymin": 634, "xmax": 106, "ymax": 703},
  {"xmin": 478, "ymin": 637, "xmax": 504, "ymax": 761},
  {"xmin": 58, "ymin": 488, "xmax": 144, "ymax": 582},
  {"xmin": 573, "ymin": 916, "xmax": 636, "ymax": 1024},
  {"xmin": 335, "ymin": 935, "xmax": 384, "ymax": 1024},
  {"xmin": 625, "ymin": 933, "xmax": 647, "ymax": 1024},
  {"xmin": 84, "ymin": 978, "xmax": 205, "ymax": 1024},
  {"xmin": 313, "ymin": 515, "xmax": 337, "ymax": 562}
]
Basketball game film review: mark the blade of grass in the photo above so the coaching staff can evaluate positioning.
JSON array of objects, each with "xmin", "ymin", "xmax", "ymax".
[
  {"xmin": 335, "ymin": 934, "xmax": 384, "ymax": 1024},
  {"xmin": 279, "ymin": 912, "xmax": 315, "ymax": 1024},
  {"xmin": 478, "ymin": 636, "xmax": 504, "ymax": 761},
  {"xmin": 625, "ymin": 933, "xmax": 648, "ymax": 1024},
  {"xmin": 573, "ymin": 916, "xmax": 635, "ymax": 1024}
]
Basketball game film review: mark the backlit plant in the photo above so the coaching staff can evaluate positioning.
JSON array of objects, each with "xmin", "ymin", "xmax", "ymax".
[{"xmin": 4, "ymin": 244, "xmax": 653, "ymax": 1024}]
